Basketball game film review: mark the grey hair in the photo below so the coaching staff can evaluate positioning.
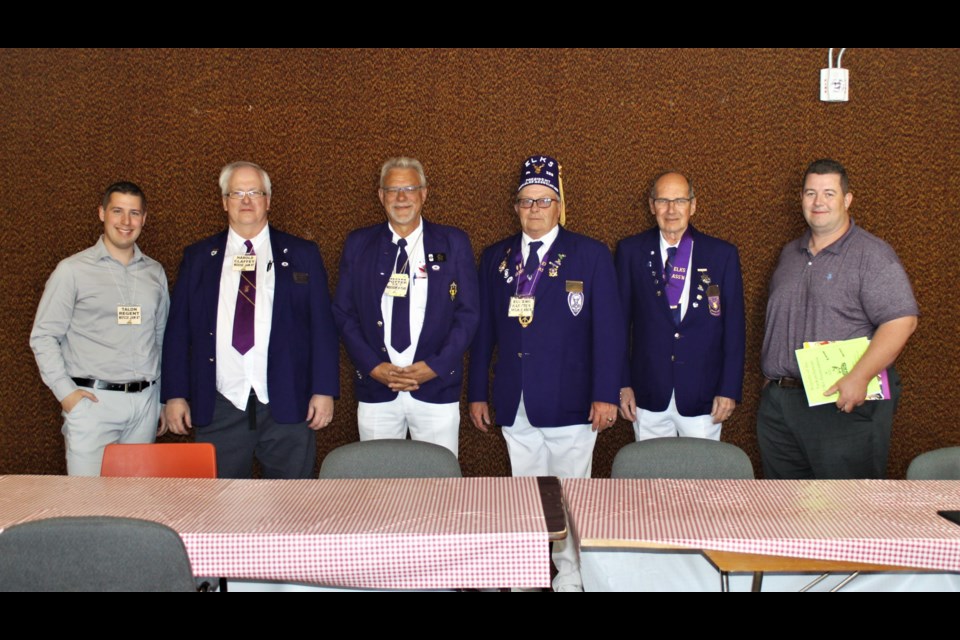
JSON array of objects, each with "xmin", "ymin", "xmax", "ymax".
[
  {"xmin": 219, "ymin": 161, "xmax": 272, "ymax": 196},
  {"xmin": 379, "ymin": 157, "xmax": 427, "ymax": 188}
]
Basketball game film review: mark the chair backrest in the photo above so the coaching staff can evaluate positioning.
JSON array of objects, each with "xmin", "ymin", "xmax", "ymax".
[
  {"xmin": 101, "ymin": 443, "xmax": 217, "ymax": 478},
  {"xmin": 906, "ymin": 446, "xmax": 960, "ymax": 480},
  {"xmin": 0, "ymin": 516, "xmax": 196, "ymax": 592},
  {"xmin": 319, "ymin": 439, "xmax": 462, "ymax": 479},
  {"xmin": 611, "ymin": 438, "xmax": 755, "ymax": 479}
]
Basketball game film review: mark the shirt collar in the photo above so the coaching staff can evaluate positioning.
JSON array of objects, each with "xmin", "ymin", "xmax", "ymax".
[
  {"xmin": 388, "ymin": 216, "xmax": 423, "ymax": 246},
  {"xmin": 522, "ymin": 224, "xmax": 559, "ymax": 254},
  {"xmin": 798, "ymin": 218, "xmax": 858, "ymax": 256},
  {"xmin": 94, "ymin": 235, "xmax": 144, "ymax": 265},
  {"xmin": 228, "ymin": 224, "xmax": 270, "ymax": 254}
]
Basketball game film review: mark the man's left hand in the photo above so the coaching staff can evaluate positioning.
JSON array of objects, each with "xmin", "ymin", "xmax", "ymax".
[
  {"xmin": 588, "ymin": 401, "xmax": 618, "ymax": 433},
  {"xmin": 710, "ymin": 396, "xmax": 737, "ymax": 424},
  {"xmin": 826, "ymin": 373, "xmax": 869, "ymax": 413},
  {"xmin": 392, "ymin": 362, "xmax": 438, "ymax": 391},
  {"xmin": 306, "ymin": 394, "xmax": 334, "ymax": 430}
]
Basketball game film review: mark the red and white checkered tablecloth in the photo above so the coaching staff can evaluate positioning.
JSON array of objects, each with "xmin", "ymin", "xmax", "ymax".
[
  {"xmin": 563, "ymin": 479, "xmax": 960, "ymax": 572},
  {"xmin": 0, "ymin": 475, "xmax": 550, "ymax": 589}
]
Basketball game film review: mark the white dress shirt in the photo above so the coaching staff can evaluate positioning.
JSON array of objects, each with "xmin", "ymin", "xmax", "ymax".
[
  {"xmin": 521, "ymin": 224, "xmax": 560, "ymax": 272},
  {"xmin": 216, "ymin": 225, "xmax": 275, "ymax": 411},
  {"xmin": 381, "ymin": 218, "xmax": 427, "ymax": 367}
]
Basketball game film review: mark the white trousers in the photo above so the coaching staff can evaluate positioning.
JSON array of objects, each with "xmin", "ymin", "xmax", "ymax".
[
  {"xmin": 358, "ymin": 393, "xmax": 460, "ymax": 457},
  {"xmin": 503, "ymin": 396, "xmax": 597, "ymax": 590},
  {"xmin": 634, "ymin": 392, "xmax": 721, "ymax": 441},
  {"xmin": 61, "ymin": 383, "xmax": 160, "ymax": 476}
]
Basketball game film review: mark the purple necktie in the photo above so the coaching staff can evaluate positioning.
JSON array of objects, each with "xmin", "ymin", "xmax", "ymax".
[
  {"xmin": 390, "ymin": 238, "xmax": 411, "ymax": 352},
  {"xmin": 664, "ymin": 246, "xmax": 681, "ymax": 326},
  {"xmin": 232, "ymin": 240, "xmax": 256, "ymax": 355}
]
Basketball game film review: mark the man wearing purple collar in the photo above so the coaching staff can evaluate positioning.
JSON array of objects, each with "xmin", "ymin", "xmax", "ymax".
[
  {"xmin": 162, "ymin": 161, "xmax": 339, "ymax": 479},
  {"xmin": 469, "ymin": 155, "xmax": 624, "ymax": 591},
  {"xmin": 617, "ymin": 172, "xmax": 745, "ymax": 441},
  {"xmin": 758, "ymin": 159, "xmax": 918, "ymax": 479}
]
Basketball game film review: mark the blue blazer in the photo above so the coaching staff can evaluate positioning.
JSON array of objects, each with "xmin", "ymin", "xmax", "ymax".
[
  {"xmin": 468, "ymin": 226, "xmax": 625, "ymax": 428},
  {"xmin": 332, "ymin": 219, "xmax": 479, "ymax": 404},
  {"xmin": 615, "ymin": 225, "xmax": 745, "ymax": 417},
  {"xmin": 161, "ymin": 226, "xmax": 340, "ymax": 426}
]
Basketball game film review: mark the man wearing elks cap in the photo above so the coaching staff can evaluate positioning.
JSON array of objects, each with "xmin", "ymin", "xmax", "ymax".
[
  {"xmin": 616, "ymin": 171, "xmax": 745, "ymax": 441},
  {"xmin": 469, "ymin": 155, "xmax": 625, "ymax": 591}
]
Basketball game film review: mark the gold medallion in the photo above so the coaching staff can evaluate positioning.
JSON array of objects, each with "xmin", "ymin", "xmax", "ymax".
[{"xmin": 519, "ymin": 315, "xmax": 533, "ymax": 328}]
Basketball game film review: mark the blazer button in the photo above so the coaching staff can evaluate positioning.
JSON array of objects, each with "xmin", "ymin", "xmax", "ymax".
[
  {"xmin": 377, "ymin": 321, "xmax": 383, "ymax": 327},
  {"xmin": 674, "ymin": 332, "xmax": 680, "ymax": 339},
  {"xmin": 671, "ymin": 355, "xmax": 675, "ymax": 362},
  {"xmin": 449, "ymin": 370, "xmax": 456, "ymax": 375},
  {"xmin": 381, "ymin": 347, "xmax": 387, "ymax": 352},
  {"xmin": 209, "ymin": 358, "xmax": 215, "ymax": 362}
]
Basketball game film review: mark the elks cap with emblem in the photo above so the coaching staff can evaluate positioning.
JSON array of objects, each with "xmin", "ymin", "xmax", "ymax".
[
  {"xmin": 518, "ymin": 155, "xmax": 566, "ymax": 225},
  {"xmin": 518, "ymin": 155, "xmax": 561, "ymax": 194}
]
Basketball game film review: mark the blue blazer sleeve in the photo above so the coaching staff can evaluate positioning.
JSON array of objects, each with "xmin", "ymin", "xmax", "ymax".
[{"xmin": 717, "ymin": 245, "xmax": 745, "ymax": 403}]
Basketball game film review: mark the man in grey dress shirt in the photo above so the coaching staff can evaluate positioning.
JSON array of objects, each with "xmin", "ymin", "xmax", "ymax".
[
  {"xmin": 758, "ymin": 159, "xmax": 918, "ymax": 479},
  {"xmin": 31, "ymin": 182, "xmax": 169, "ymax": 476}
]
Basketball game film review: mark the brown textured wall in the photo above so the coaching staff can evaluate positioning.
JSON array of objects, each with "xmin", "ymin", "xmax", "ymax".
[{"xmin": 2, "ymin": 48, "xmax": 957, "ymax": 478}]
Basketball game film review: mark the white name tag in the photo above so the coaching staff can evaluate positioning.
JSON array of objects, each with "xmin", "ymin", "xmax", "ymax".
[
  {"xmin": 385, "ymin": 273, "xmax": 409, "ymax": 297},
  {"xmin": 233, "ymin": 254, "xmax": 257, "ymax": 271},
  {"xmin": 508, "ymin": 296, "xmax": 535, "ymax": 317},
  {"xmin": 117, "ymin": 305, "xmax": 142, "ymax": 325}
]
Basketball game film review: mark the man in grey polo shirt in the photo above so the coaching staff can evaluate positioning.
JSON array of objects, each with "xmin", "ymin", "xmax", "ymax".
[
  {"xmin": 758, "ymin": 159, "xmax": 918, "ymax": 479},
  {"xmin": 31, "ymin": 182, "xmax": 169, "ymax": 476}
]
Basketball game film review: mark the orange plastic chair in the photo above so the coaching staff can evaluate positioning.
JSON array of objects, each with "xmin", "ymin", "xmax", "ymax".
[{"xmin": 101, "ymin": 443, "xmax": 217, "ymax": 479}]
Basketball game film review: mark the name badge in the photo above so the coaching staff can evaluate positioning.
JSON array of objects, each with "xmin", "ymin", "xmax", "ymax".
[
  {"xmin": 117, "ymin": 305, "xmax": 142, "ymax": 325},
  {"xmin": 385, "ymin": 273, "xmax": 409, "ymax": 297},
  {"xmin": 233, "ymin": 254, "xmax": 257, "ymax": 271},
  {"xmin": 508, "ymin": 296, "xmax": 535, "ymax": 317}
]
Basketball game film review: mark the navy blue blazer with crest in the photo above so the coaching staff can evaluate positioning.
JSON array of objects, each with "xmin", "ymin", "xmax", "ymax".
[
  {"xmin": 615, "ymin": 225, "xmax": 745, "ymax": 417},
  {"xmin": 332, "ymin": 219, "xmax": 479, "ymax": 405},
  {"xmin": 468, "ymin": 226, "xmax": 625, "ymax": 428},
  {"xmin": 161, "ymin": 226, "xmax": 340, "ymax": 426}
]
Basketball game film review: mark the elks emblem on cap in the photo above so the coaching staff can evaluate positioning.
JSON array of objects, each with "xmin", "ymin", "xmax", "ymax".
[{"xmin": 532, "ymin": 163, "xmax": 545, "ymax": 175}]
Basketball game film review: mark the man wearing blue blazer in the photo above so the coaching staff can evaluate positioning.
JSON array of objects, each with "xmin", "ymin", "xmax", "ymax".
[
  {"xmin": 162, "ymin": 161, "xmax": 339, "ymax": 479},
  {"xmin": 333, "ymin": 157, "xmax": 478, "ymax": 456},
  {"xmin": 616, "ymin": 172, "xmax": 745, "ymax": 441},
  {"xmin": 469, "ymin": 155, "xmax": 624, "ymax": 591}
]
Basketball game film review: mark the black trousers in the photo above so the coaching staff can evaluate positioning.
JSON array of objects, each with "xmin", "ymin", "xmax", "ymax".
[
  {"xmin": 756, "ymin": 368, "xmax": 901, "ymax": 479},
  {"xmin": 196, "ymin": 392, "xmax": 316, "ymax": 479}
]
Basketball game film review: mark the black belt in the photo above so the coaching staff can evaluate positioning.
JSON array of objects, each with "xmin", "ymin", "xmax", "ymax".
[
  {"xmin": 770, "ymin": 377, "xmax": 804, "ymax": 390},
  {"xmin": 72, "ymin": 378, "xmax": 156, "ymax": 393}
]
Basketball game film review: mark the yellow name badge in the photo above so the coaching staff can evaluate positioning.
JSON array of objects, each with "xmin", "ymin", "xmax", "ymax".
[
  {"xmin": 385, "ymin": 273, "xmax": 409, "ymax": 297},
  {"xmin": 232, "ymin": 254, "xmax": 257, "ymax": 271},
  {"xmin": 117, "ymin": 305, "xmax": 142, "ymax": 325},
  {"xmin": 508, "ymin": 296, "xmax": 535, "ymax": 317}
]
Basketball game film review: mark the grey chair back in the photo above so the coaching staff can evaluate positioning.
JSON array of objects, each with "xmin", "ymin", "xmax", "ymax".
[
  {"xmin": 319, "ymin": 439, "xmax": 462, "ymax": 479},
  {"xmin": 612, "ymin": 438, "xmax": 755, "ymax": 479},
  {"xmin": 906, "ymin": 446, "xmax": 960, "ymax": 480},
  {"xmin": 0, "ymin": 516, "xmax": 196, "ymax": 592}
]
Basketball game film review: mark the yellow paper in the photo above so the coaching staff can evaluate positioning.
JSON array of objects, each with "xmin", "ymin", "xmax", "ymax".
[{"xmin": 795, "ymin": 337, "xmax": 882, "ymax": 407}]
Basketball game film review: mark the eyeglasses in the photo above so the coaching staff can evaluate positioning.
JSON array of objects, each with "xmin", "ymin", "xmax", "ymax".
[
  {"xmin": 516, "ymin": 197, "xmax": 560, "ymax": 209},
  {"xmin": 382, "ymin": 185, "xmax": 424, "ymax": 195},
  {"xmin": 652, "ymin": 197, "xmax": 693, "ymax": 209},
  {"xmin": 225, "ymin": 190, "xmax": 268, "ymax": 200}
]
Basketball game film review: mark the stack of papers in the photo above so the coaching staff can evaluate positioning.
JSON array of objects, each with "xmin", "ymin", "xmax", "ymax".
[{"xmin": 795, "ymin": 337, "xmax": 891, "ymax": 407}]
